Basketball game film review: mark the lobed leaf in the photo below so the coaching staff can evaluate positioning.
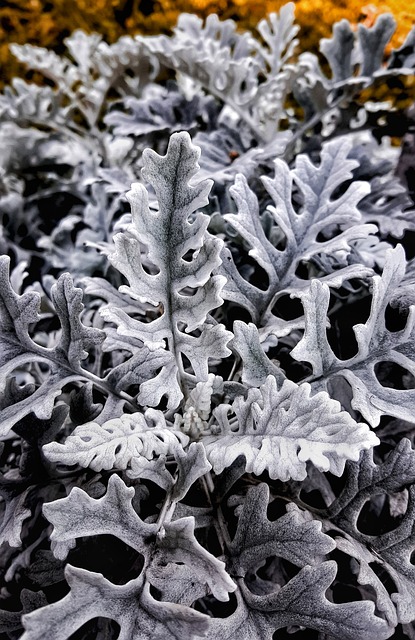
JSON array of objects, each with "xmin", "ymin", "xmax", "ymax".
[
  {"xmin": 220, "ymin": 137, "xmax": 375, "ymax": 330},
  {"xmin": 43, "ymin": 474, "xmax": 235, "ymax": 603},
  {"xmin": 204, "ymin": 376, "xmax": 378, "ymax": 480},
  {"xmin": 0, "ymin": 257, "xmax": 104, "ymax": 436},
  {"xmin": 228, "ymin": 483, "xmax": 335, "ymax": 576},
  {"xmin": 101, "ymin": 131, "xmax": 231, "ymax": 409},
  {"xmin": 43, "ymin": 474, "xmax": 156, "ymax": 560},
  {"xmin": 319, "ymin": 439, "xmax": 415, "ymax": 624},
  {"xmin": 232, "ymin": 321, "xmax": 284, "ymax": 387},
  {"xmin": 208, "ymin": 483, "xmax": 391, "ymax": 640},
  {"xmin": 0, "ymin": 479, "xmax": 31, "ymax": 548},
  {"xmin": 208, "ymin": 561, "xmax": 392, "ymax": 640},
  {"xmin": 291, "ymin": 245, "xmax": 415, "ymax": 426},
  {"xmin": 156, "ymin": 517, "xmax": 236, "ymax": 602},
  {"xmin": 21, "ymin": 567, "xmax": 210, "ymax": 640},
  {"xmin": 43, "ymin": 410, "xmax": 188, "ymax": 474}
]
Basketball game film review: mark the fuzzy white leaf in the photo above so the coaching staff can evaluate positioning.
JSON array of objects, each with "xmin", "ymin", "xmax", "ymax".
[
  {"xmin": 0, "ymin": 485, "xmax": 31, "ymax": 548},
  {"xmin": 232, "ymin": 321, "xmax": 284, "ymax": 387},
  {"xmin": 21, "ymin": 568, "xmax": 210, "ymax": 640},
  {"xmin": 157, "ymin": 517, "xmax": 236, "ymax": 601},
  {"xmin": 142, "ymin": 14, "xmax": 260, "ymax": 110},
  {"xmin": 220, "ymin": 138, "xmax": 375, "ymax": 329},
  {"xmin": 43, "ymin": 410, "xmax": 188, "ymax": 473},
  {"xmin": 43, "ymin": 474, "xmax": 156, "ymax": 561},
  {"xmin": 208, "ymin": 561, "xmax": 392, "ymax": 640},
  {"xmin": 102, "ymin": 132, "xmax": 231, "ymax": 409},
  {"xmin": 291, "ymin": 245, "xmax": 415, "ymax": 426},
  {"xmin": 204, "ymin": 376, "xmax": 378, "ymax": 481},
  {"xmin": 0, "ymin": 257, "xmax": 104, "ymax": 436}
]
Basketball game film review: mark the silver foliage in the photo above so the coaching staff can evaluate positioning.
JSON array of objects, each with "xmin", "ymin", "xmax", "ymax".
[{"xmin": 1, "ymin": 5, "xmax": 415, "ymax": 638}]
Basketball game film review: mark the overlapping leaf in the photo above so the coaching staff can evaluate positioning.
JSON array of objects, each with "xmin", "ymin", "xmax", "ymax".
[
  {"xmin": 43, "ymin": 473, "xmax": 157, "ymax": 560},
  {"xmin": 231, "ymin": 321, "xmax": 284, "ymax": 387},
  {"xmin": 320, "ymin": 14, "xmax": 396, "ymax": 84},
  {"xmin": 294, "ymin": 13, "xmax": 410, "ymax": 137},
  {"xmin": 291, "ymin": 245, "xmax": 415, "ymax": 426},
  {"xmin": 1, "ymin": 8, "xmax": 415, "ymax": 639},
  {"xmin": 203, "ymin": 375, "xmax": 378, "ymax": 480},
  {"xmin": 105, "ymin": 85, "xmax": 216, "ymax": 139},
  {"xmin": 141, "ymin": 6, "xmax": 301, "ymax": 143},
  {"xmin": 220, "ymin": 137, "xmax": 375, "ymax": 330},
  {"xmin": 0, "ymin": 406, "xmax": 68, "ymax": 552},
  {"xmin": 326, "ymin": 439, "xmax": 415, "ymax": 529},
  {"xmin": 142, "ymin": 13, "xmax": 260, "ymax": 129},
  {"xmin": 391, "ymin": 255, "xmax": 415, "ymax": 310},
  {"xmin": 21, "ymin": 568, "xmax": 210, "ymax": 640},
  {"xmin": 228, "ymin": 483, "xmax": 335, "ymax": 576},
  {"xmin": 0, "ymin": 79, "xmax": 64, "ymax": 127},
  {"xmin": 43, "ymin": 404, "xmax": 212, "ymax": 494},
  {"xmin": 43, "ymin": 410, "xmax": 189, "ymax": 474},
  {"xmin": 38, "ymin": 183, "xmax": 118, "ymax": 278},
  {"xmin": 253, "ymin": 3, "xmax": 299, "ymax": 136},
  {"xmin": 100, "ymin": 131, "xmax": 231, "ymax": 410},
  {"xmin": 43, "ymin": 474, "xmax": 235, "ymax": 600},
  {"xmin": 0, "ymin": 257, "xmax": 104, "ymax": 436},
  {"xmin": 0, "ymin": 473, "xmax": 31, "ymax": 548},
  {"xmin": 208, "ymin": 561, "xmax": 392, "ymax": 640},
  {"xmin": 22, "ymin": 474, "xmax": 236, "ymax": 639},
  {"xmin": 319, "ymin": 439, "xmax": 415, "ymax": 624},
  {"xmin": 208, "ymin": 484, "xmax": 391, "ymax": 640},
  {"xmin": 0, "ymin": 590, "xmax": 47, "ymax": 638},
  {"xmin": 11, "ymin": 31, "xmax": 154, "ymax": 128},
  {"xmin": 348, "ymin": 140, "xmax": 415, "ymax": 239}
]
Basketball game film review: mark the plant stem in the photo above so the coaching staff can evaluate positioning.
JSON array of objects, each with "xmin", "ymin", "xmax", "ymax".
[
  {"xmin": 201, "ymin": 472, "xmax": 232, "ymax": 553},
  {"xmin": 282, "ymin": 94, "xmax": 347, "ymax": 162}
]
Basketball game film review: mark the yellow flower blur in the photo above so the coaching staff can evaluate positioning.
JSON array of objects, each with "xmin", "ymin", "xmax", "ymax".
[{"xmin": 1, "ymin": 0, "xmax": 414, "ymax": 89}]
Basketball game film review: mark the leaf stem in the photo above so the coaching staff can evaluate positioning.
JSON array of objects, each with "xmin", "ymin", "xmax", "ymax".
[
  {"xmin": 282, "ymin": 94, "xmax": 353, "ymax": 162},
  {"xmin": 155, "ymin": 468, "xmax": 180, "ymax": 540},
  {"xmin": 201, "ymin": 472, "xmax": 232, "ymax": 553}
]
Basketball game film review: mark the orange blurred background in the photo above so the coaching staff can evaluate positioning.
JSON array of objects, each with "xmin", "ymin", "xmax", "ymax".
[{"xmin": 1, "ymin": 0, "xmax": 414, "ymax": 88}]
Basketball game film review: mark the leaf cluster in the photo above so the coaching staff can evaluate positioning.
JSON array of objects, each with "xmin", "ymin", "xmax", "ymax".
[{"xmin": 1, "ymin": 5, "xmax": 415, "ymax": 640}]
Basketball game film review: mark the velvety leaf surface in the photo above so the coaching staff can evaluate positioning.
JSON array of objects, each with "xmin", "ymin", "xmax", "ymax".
[
  {"xmin": 2, "ymin": 8, "xmax": 415, "ymax": 638},
  {"xmin": 0, "ymin": 590, "xmax": 48, "ymax": 636},
  {"xmin": 207, "ymin": 562, "xmax": 392, "ymax": 640},
  {"xmin": 43, "ymin": 474, "xmax": 156, "ymax": 560},
  {"xmin": 208, "ymin": 483, "xmax": 391, "ymax": 640},
  {"xmin": 42, "ymin": 474, "xmax": 235, "ymax": 611},
  {"xmin": 101, "ymin": 131, "xmax": 231, "ymax": 409},
  {"xmin": 171, "ymin": 442, "xmax": 212, "ymax": 502},
  {"xmin": 204, "ymin": 376, "xmax": 378, "ymax": 480},
  {"xmin": 318, "ymin": 439, "xmax": 415, "ymax": 624},
  {"xmin": 0, "ymin": 257, "xmax": 104, "ymax": 436},
  {"xmin": 220, "ymin": 138, "xmax": 375, "ymax": 330},
  {"xmin": 231, "ymin": 321, "xmax": 284, "ymax": 387},
  {"xmin": 291, "ymin": 245, "xmax": 415, "ymax": 426},
  {"xmin": 43, "ymin": 410, "xmax": 189, "ymax": 473},
  {"xmin": 156, "ymin": 517, "xmax": 236, "ymax": 601},
  {"xmin": 21, "ymin": 568, "xmax": 210, "ymax": 640},
  {"xmin": 228, "ymin": 484, "xmax": 335, "ymax": 576}
]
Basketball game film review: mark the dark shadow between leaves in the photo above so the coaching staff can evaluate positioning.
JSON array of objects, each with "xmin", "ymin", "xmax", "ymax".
[
  {"xmin": 374, "ymin": 360, "xmax": 415, "ymax": 390},
  {"xmin": 384, "ymin": 303, "xmax": 409, "ymax": 332},
  {"xmin": 357, "ymin": 491, "xmax": 408, "ymax": 535},
  {"xmin": 327, "ymin": 548, "xmax": 369, "ymax": 605},
  {"xmin": 245, "ymin": 557, "xmax": 301, "ymax": 596},
  {"xmin": 68, "ymin": 618, "xmax": 121, "ymax": 640},
  {"xmin": 67, "ymin": 534, "xmax": 144, "ymax": 585},
  {"xmin": 193, "ymin": 590, "xmax": 238, "ymax": 618},
  {"xmin": 271, "ymin": 294, "xmax": 303, "ymax": 321}
]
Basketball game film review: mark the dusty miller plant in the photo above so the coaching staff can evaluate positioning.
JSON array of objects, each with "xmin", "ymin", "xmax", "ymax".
[{"xmin": 1, "ymin": 4, "xmax": 415, "ymax": 639}]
